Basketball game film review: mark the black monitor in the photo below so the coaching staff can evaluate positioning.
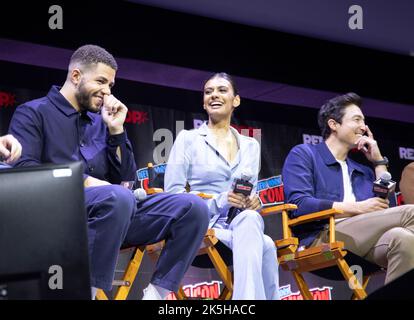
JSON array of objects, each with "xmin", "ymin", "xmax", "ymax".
[{"xmin": 0, "ymin": 162, "xmax": 91, "ymax": 299}]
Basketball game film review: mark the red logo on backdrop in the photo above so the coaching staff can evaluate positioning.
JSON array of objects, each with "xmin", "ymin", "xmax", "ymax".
[
  {"xmin": 166, "ymin": 281, "xmax": 221, "ymax": 300},
  {"xmin": 280, "ymin": 284, "xmax": 333, "ymax": 300},
  {"xmin": 231, "ymin": 124, "xmax": 261, "ymax": 138},
  {"xmin": 166, "ymin": 282, "xmax": 333, "ymax": 300},
  {"xmin": 125, "ymin": 110, "xmax": 149, "ymax": 125},
  {"xmin": 0, "ymin": 91, "xmax": 16, "ymax": 108}
]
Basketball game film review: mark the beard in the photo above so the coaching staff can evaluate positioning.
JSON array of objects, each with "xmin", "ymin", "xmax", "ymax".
[{"xmin": 75, "ymin": 81, "xmax": 102, "ymax": 113}]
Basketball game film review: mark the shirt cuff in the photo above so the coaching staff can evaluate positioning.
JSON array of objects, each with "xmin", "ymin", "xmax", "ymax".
[
  {"xmin": 318, "ymin": 199, "xmax": 334, "ymax": 212},
  {"xmin": 107, "ymin": 131, "xmax": 127, "ymax": 146}
]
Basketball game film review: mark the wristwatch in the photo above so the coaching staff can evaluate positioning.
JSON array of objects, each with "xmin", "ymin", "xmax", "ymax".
[{"xmin": 373, "ymin": 156, "xmax": 389, "ymax": 167}]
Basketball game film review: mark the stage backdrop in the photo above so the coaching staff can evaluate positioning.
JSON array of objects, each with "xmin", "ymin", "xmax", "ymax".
[{"xmin": 1, "ymin": 84, "xmax": 413, "ymax": 300}]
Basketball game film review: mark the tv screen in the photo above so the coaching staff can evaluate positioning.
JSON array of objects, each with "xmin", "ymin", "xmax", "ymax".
[{"xmin": 0, "ymin": 162, "xmax": 91, "ymax": 299}]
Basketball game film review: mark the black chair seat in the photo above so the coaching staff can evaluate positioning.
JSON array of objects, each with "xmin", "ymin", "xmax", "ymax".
[{"xmin": 192, "ymin": 241, "xmax": 233, "ymax": 268}]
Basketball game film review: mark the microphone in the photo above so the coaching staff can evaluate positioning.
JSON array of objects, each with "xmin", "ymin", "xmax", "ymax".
[
  {"xmin": 226, "ymin": 169, "xmax": 254, "ymax": 224},
  {"xmin": 120, "ymin": 181, "xmax": 147, "ymax": 202},
  {"xmin": 133, "ymin": 188, "xmax": 147, "ymax": 202},
  {"xmin": 373, "ymin": 172, "xmax": 396, "ymax": 199}
]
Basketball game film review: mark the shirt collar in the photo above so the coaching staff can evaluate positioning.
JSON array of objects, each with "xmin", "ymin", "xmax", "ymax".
[
  {"xmin": 198, "ymin": 122, "xmax": 241, "ymax": 168},
  {"xmin": 47, "ymin": 86, "xmax": 94, "ymax": 122},
  {"xmin": 316, "ymin": 141, "xmax": 365, "ymax": 174},
  {"xmin": 198, "ymin": 122, "xmax": 241, "ymax": 149},
  {"xmin": 197, "ymin": 122, "xmax": 209, "ymax": 136},
  {"xmin": 316, "ymin": 141, "xmax": 338, "ymax": 166}
]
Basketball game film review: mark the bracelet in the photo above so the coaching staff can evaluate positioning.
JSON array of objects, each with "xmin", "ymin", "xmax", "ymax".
[{"xmin": 372, "ymin": 156, "xmax": 389, "ymax": 167}]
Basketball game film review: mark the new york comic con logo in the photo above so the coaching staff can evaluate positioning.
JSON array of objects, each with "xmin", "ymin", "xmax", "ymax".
[
  {"xmin": 257, "ymin": 175, "xmax": 284, "ymax": 206},
  {"xmin": 0, "ymin": 91, "xmax": 16, "ymax": 108},
  {"xmin": 163, "ymin": 282, "xmax": 333, "ymax": 300},
  {"xmin": 166, "ymin": 281, "xmax": 221, "ymax": 300},
  {"xmin": 136, "ymin": 163, "xmax": 166, "ymax": 189},
  {"xmin": 279, "ymin": 284, "xmax": 333, "ymax": 300}
]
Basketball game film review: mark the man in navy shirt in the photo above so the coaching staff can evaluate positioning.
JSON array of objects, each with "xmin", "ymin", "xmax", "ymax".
[
  {"xmin": 8, "ymin": 45, "xmax": 209, "ymax": 299},
  {"xmin": 283, "ymin": 92, "xmax": 414, "ymax": 284}
]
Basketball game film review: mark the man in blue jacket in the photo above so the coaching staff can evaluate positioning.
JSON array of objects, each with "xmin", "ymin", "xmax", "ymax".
[
  {"xmin": 8, "ymin": 45, "xmax": 209, "ymax": 299},
  {"xmin": 283, "ymin": 92, "xmax": 414, "ymax": 284}
]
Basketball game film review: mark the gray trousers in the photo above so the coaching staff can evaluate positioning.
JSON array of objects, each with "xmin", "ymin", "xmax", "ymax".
[{"xmin": 313, "ymin": 204, "xmax": 414, "ymax": 284}]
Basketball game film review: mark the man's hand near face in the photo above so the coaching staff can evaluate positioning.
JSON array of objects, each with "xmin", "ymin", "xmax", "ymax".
[
  {"xmin": 355, "ymin": 125, "xmax": 383, "ymax": 163},
  {"xmin": 101, "ymin": 95, "xmax": 128, "ymax": 135},
  {"xmin": 355, "ymin": 125, "xmax": 388, "ymax": 179}
]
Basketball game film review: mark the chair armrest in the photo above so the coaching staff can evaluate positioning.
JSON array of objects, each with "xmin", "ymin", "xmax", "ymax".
[
  {"xmin": 275, "ymin": 237, "xmax": 299, "ymax": 256},
  {"xmin": 147, "ymin": 187, "xmax": 164, "ymax": 195},
  {"xmin": 147, "ymin": 189, "xmax": 213, "ymax": 198},
  {"xmin": 275, "ymin": 237, "xmax": 298, "ymax": 248},
  {"xmin": 260, "ymin": 203, "xmax": 298, "ymax": 216},
  {"xmin": 197, "ymin": 192, "xmax": 213, "ymax": 199},
  {"xmin": 288, "ymin": 208, "xmax": 344, "ymax": 227}
]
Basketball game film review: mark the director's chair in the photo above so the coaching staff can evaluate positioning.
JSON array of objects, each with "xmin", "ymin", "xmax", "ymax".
[{"xmin": 262, "ymin": 205, "xmax": 383, "ymax": 300}]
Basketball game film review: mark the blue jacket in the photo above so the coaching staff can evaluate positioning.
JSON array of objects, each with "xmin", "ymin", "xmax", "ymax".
[{"xmin": 282, "ymin": 142, "xmax": 375, "ymax": 247}]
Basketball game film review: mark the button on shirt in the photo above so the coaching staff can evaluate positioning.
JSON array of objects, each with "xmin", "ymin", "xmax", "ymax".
[
  {"xmin": 8, "ymin": 86, "xmax": 136, "ymax": 183},
  {"xmin": 164, "ymin": 123, "xmax": 261, "ymax": 228}
]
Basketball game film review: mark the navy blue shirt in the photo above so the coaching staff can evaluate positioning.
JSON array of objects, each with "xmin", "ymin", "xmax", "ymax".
[
  {"xmin": 8, "ymin": 86, "xmax": 136, "ymax": 183},
  {"xmin": 282, "ymin": 141, "xmax": 375, "ymax": 247}
]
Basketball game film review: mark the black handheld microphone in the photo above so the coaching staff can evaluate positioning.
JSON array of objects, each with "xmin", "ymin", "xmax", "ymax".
[
  {"xmin": 226, "ymin": 169, "xmax": 254, "ymax": 224},
  {"xmin": 373, "ymin": 172, "xmax": 396, "ymax": 199}
]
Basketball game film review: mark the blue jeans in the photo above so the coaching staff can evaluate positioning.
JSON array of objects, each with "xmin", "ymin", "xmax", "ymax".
[
  {"xmin": 0, "ymin": 162, "xmax": 10, "ymax": 169},
  {"xmin": 85, "ymin": 186, "xmax": 209, "ymax": 291}
]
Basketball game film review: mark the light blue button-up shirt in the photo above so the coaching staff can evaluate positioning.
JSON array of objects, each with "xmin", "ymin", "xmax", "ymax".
[{"xmin": 164, "ymin": 123, "xmax": 260, "ymax": 228}]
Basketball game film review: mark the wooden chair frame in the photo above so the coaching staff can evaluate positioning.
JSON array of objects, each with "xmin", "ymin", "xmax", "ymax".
[
  {"xmin": 262, "ymin": 204, "xmax": 370, "ymax": 300},
  {"xmin": 97, "ymin": 163, "xmax": 286, "ymax": 300}
]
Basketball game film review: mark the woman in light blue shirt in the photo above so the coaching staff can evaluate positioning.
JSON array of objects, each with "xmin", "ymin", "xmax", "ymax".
[{"xmin": 165, "ymin": 72, "xmax": 279, "ymax": 300}]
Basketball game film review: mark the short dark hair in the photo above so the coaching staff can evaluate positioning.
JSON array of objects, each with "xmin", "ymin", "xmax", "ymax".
[
  {"xmin": 70, "ymin": 44, "xmax": 118, "ymax": 71},
  {"xmin": 204, "ymin": 72, "xmax": 239, "ymax": 96},
  {"xmin": 318, "ymin": 92, "xmax": 362, "ymax": 139}
]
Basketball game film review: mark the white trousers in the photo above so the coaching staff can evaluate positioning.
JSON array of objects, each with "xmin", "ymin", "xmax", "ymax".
[{"xmin": 213, "ymin": 210, "xmax": 280, "ymax": 300}]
